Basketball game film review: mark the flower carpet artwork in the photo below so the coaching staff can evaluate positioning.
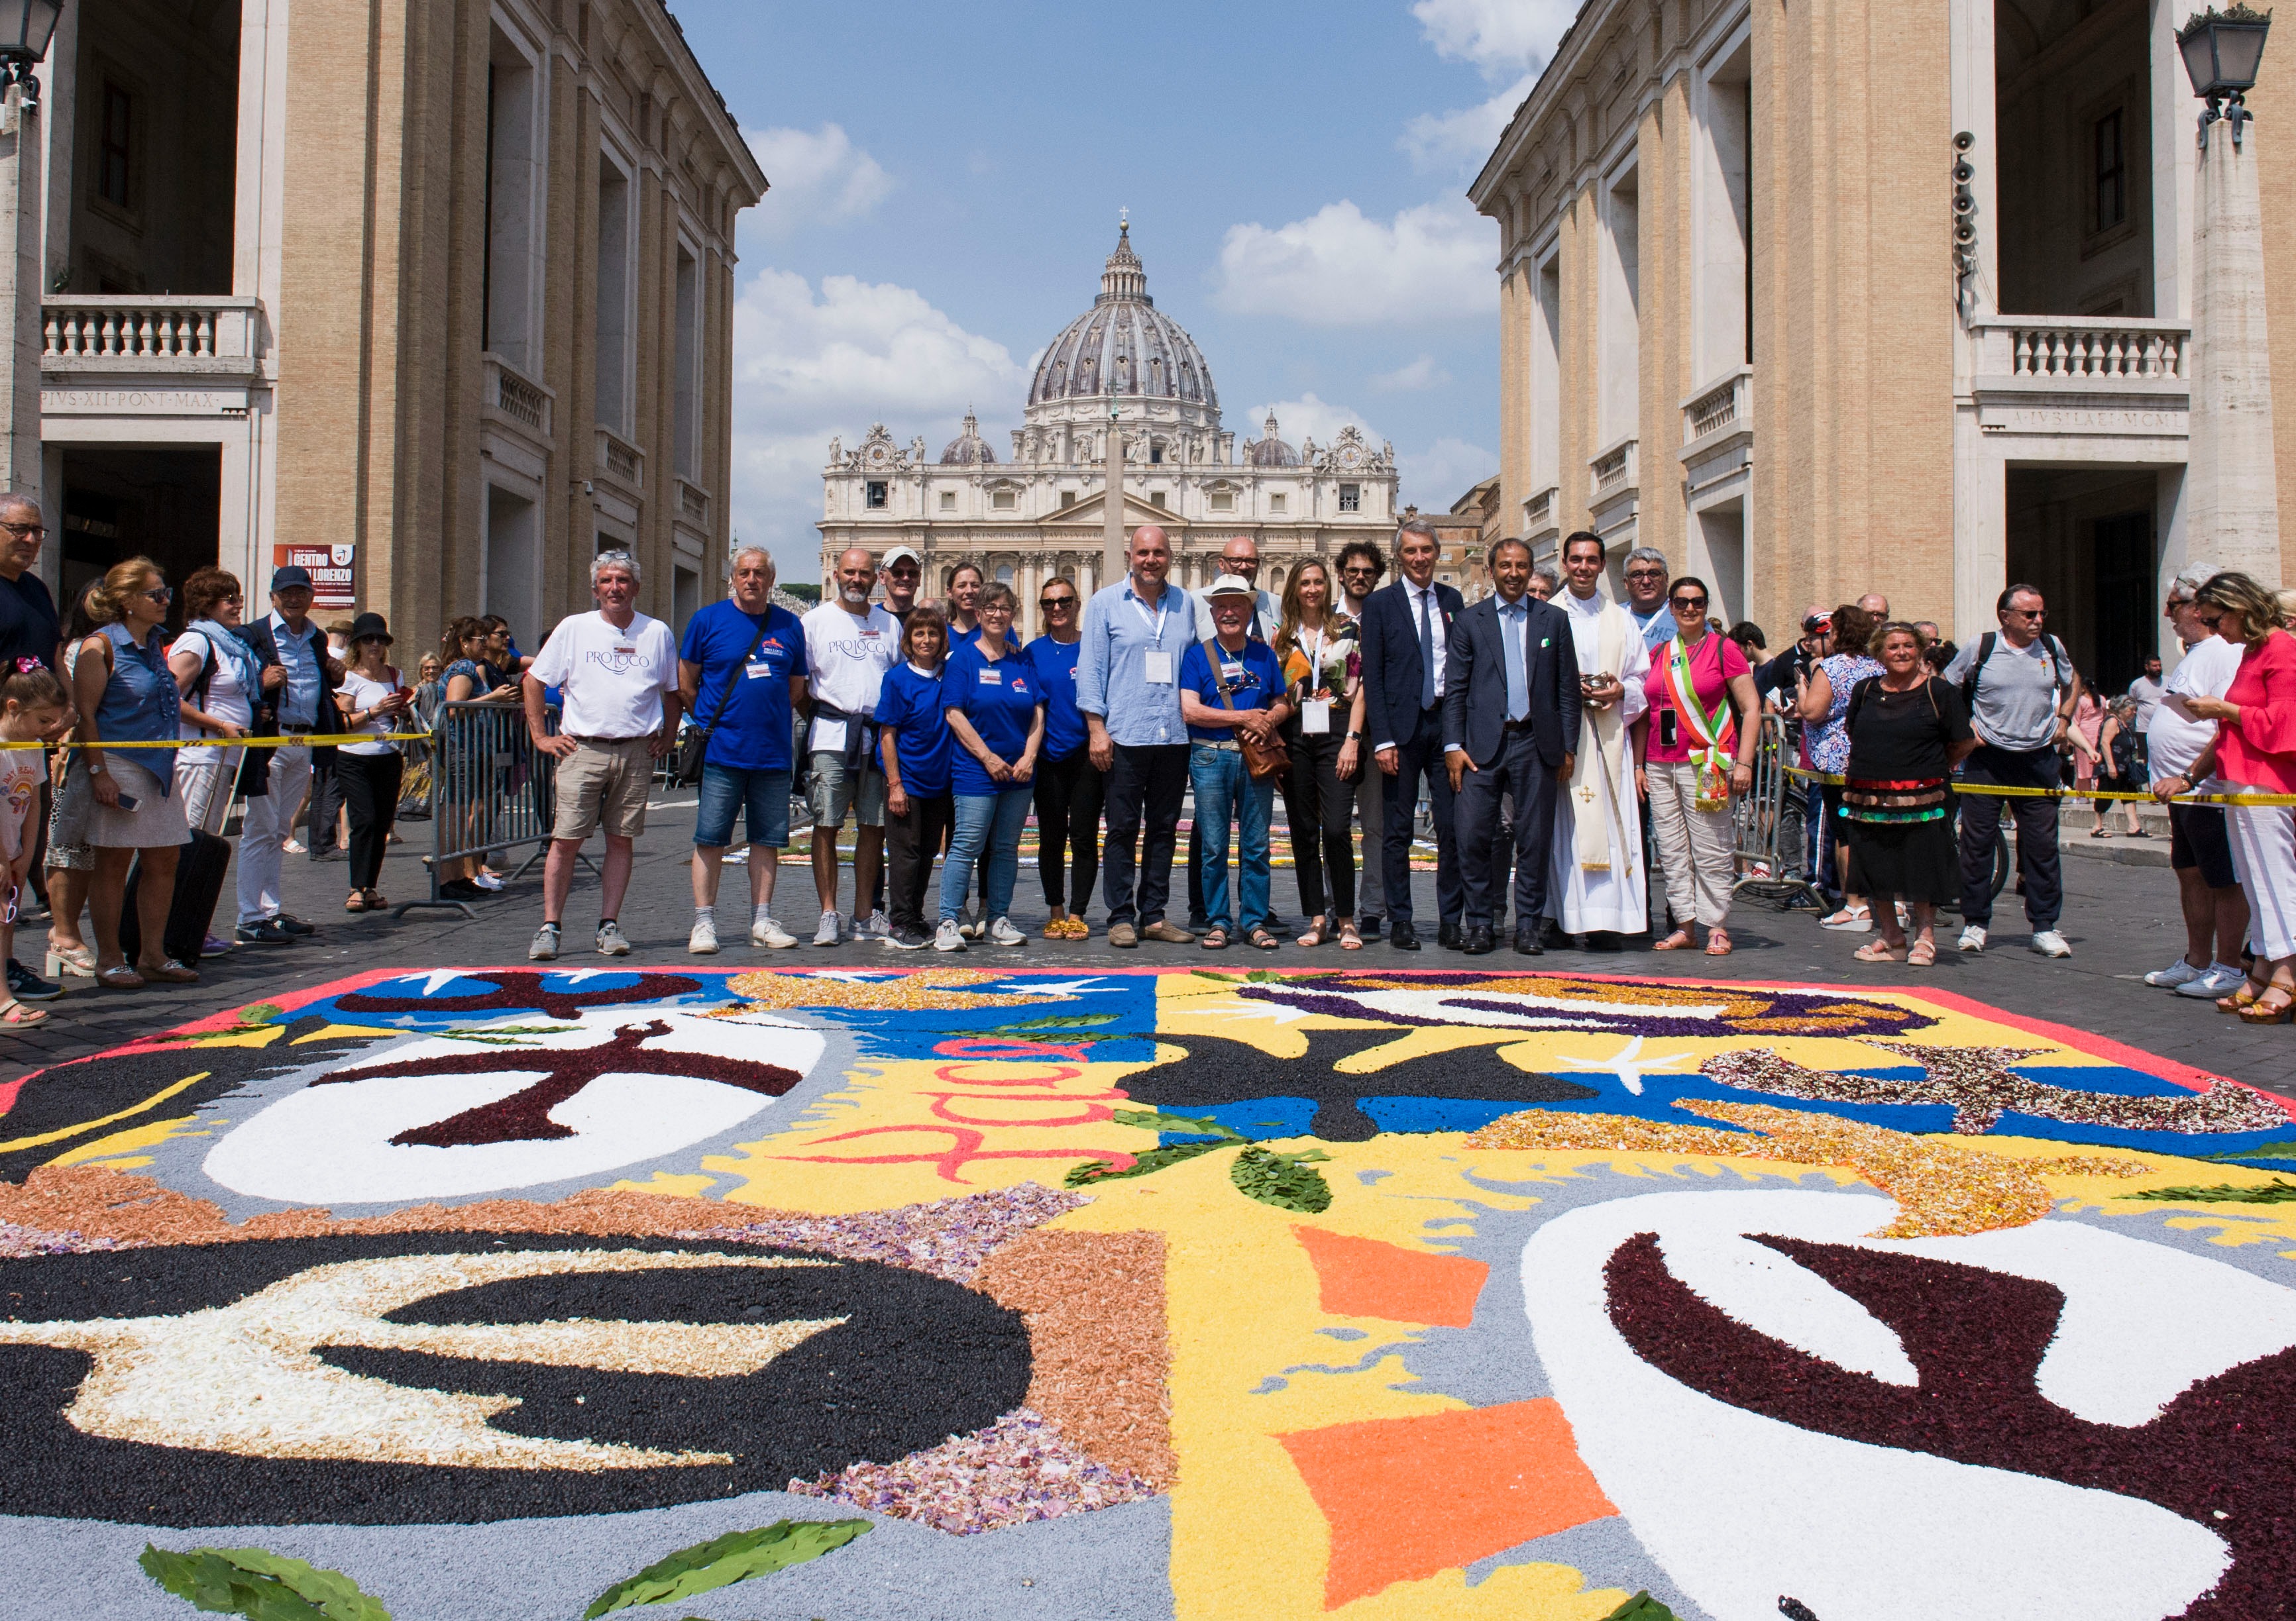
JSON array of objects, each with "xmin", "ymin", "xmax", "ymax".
[{"xmin": 1, "ymin": 965, "xmax": 2293, "ymax": 1620}]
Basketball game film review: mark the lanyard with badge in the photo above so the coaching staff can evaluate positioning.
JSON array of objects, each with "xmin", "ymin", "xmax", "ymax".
[
  {"xmin": 1299, "ymin": 625, "xmax": 1333, "ymax": 735},
  {"xmin": 1135, "ymin": 592, "xmax": 1174, "ymax": 684}
]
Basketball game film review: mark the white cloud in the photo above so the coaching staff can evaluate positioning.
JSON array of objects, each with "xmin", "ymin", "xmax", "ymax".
[
  {"xmin": 1213, "ymin": 198, "xmax": 1496, "ymax": 326},
  {"xmin": 1246, "ymin": 394, "xmax": 1382, "ymax": 451},
  {"xmin": 744, "ymin": 124, "xmax": 893, "ymax": 235},
  {"xmin": 1398, "ymin": 436, "xmax": 1497, "ymax": 512},
  {"xmin": 1401, "ymin": 74, "xmax": 1537, "ymax": 173},
  {"xmin": 729, "ymin": 267, "xmax": 1026, "ymax": 574},
  {"xmin": 1410, "ymin": 0, "xmax": 1580, "ymax": 76},
  {"xmin": 1372, "ymin": 354, "xmax": 1451, "ymax": 392}
]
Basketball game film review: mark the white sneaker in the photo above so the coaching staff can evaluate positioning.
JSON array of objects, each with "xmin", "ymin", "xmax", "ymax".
[
  {"xmin": 2176, "ymin": 962, "xmax": 2248, "ymax": 998},
  {"xmin": 812, "ymin": 910, "xmax": 842, "ymax": 947},
  {"xmin": 960, "ymin": 904, "xmax": 985, "ymax": 940},
  {"xmin": 987, "ymin": 915, "xmax": 1027, "ymax": 947},
  {"xmin": 528, "ymin": 923, "xmax": 561, "ymax": 961},
  {"xmin": 595, "ymin": 921, "xmax": 632, "ymax": 957},
  {"xmin": 862, "ymin": 909, "xmax": 893, "ymax": 940},
  {"xmin": 472, "ymin": 872, "xmax": 506, "ymax": 892},
  {"xmin": 2029, "ymin": 929, "xmax": 2073, "ymax": 959},
  {"xmin": 1958, "ymin": 925, "xmax": 1987, "ymax": 954},
  {"xmin": 688, "ymin": 918, "xmax": 719, "ymax": 955},
  {"xmin": 934, "ymin": 919, "xmax": 967, "ymax": 953},
  {"xmin": 2145, "ymin": 957, "xmax": 2207, "ymax": 988},
  {"xmin": 753, "ymin": 916, "xmax": 798, "ymax": 949}
]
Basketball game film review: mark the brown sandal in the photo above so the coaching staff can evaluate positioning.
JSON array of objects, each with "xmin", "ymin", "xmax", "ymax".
[
  {"xmin": 1296, "ymin": 917, "xmax": 1329, "ymax": 948},
  {"xmin": 1199, "ymin": 927, "xmax": 1230, "ymax": 951},
  {"xmin": 1339, "ymin": 921, "xmax": 1363, "ymax": 951},
  {"xmin": 1652, "ymin": 929, "xmax": 1694, "ymax": 951},
  {"xmin": 345, "ymin": 892, "xmax": 368, "ymax": 913},
  {"xmin": 1247, "ymin": 927, "xmax": 1282, "ymax": 951}
]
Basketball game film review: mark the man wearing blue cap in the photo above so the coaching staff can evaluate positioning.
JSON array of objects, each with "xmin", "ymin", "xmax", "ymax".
[{"xmin": 231, "ymin": 565, "xmax": 338, "ymax": 944}]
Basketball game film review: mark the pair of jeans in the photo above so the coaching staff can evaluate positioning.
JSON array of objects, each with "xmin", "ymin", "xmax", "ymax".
[
  {"xmin": 335, "ymin": 751, "xmax": 404, "ymax": 891},
  {"xmin": 1101, "ymin": 743, "xmax": 1188, "ymax": 927},
  {"xmin": 1284, "ymin": 729, "xmax": 1356, "ymax": 920},
  {"xmin": 1957, "ymin": 743, "xmax": 2061, "ymax": 928},
  {"xmin": 885, "ymin": 790, "xmax": 954, "ymax": 935},
  {"xmin": 694, "ymin": 763, "xmax": 793, "ymax": 849},
  {"xmin": 1191, "ymin": 744, "xmax": 1273, "ymax": 934},
  {"xmin": 941, "ymin": 788, "xmax": 1031, "ymax": 923},
  {"xmin": 1032, "ymin": 750, "xmax": 1105, "ymax": 912}
]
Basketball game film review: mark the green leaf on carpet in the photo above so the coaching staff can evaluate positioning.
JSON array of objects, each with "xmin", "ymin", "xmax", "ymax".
[
  {"xmin": 1005, "ymin": 1014, "xmax": 1119, "ymax": 1031},
  {"xmin": 139, "ymin": 1545, "xmax": 390, "ymax": 1621},
  {"xmin": 1064, "ymin": 1141, "xmax": 1224, "ymax": 1187},
  {"xmin": 1600, "ymin": 1592, "xmax": 1679, "ymax": 1621},
  {"xmin": 1111, "ymin": 1108, "xmax": 1246, "ymax": 1140},
  {"xmin": 2203, "ymin": 1140, "xmax": 2296, "ymax": 1161},
  {"xmin": 1232, "ymin": 1145, "xmax": 1333, "ymax": 1213},
  {"xmin": 158, "ymin": 1004, "xmax": 286, "ymax": 1042},
  {"xmin": 582, "ymin": 1519, "xmax": 870, "ymax": 1616},
  {"xmin": 2127, "ymin": 1178, "xmax": 2296, "ymax": 1203},
  {"xmin": 433, "ymin": 1024, "xmax": 582, "ymax": 1045}
]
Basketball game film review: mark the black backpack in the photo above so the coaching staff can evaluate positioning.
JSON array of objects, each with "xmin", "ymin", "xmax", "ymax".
[{"xmin": 1959, "ymin": 631, "xmax": 2072, "ymax": 712}]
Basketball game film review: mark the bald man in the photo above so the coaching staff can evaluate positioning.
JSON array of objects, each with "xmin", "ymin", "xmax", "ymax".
[{"xmin": 801, "ymin": 547, "xmax": 902, "ymax": 945}]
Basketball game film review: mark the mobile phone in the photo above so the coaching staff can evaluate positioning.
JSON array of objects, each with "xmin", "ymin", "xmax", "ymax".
[
  {"xmin": 1660, "ymin": 709, "xmax": 1678, "ymax": 749},
  {"xmin": 114, "ymin": 792, "xmax": 138, "ymax": 811}
]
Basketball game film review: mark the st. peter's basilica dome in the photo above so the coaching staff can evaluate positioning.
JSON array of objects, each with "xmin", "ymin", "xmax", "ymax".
[
  {"xmin": 1024, "ymin": 222, "xmax": 1219, "ymax": 427},
  {"xmin": 938, "ymin": 410, "xmax": 996, "ymax": 465}
]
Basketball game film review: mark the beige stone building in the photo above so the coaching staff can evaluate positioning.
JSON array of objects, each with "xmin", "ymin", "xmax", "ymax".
[
  {"xmin": 28, "ymin": 0, "xmax": 761, "ymax": 643},
  {"xmin": 1472, "ymin": 0, "xmax": 2296, "ymax": 690}
]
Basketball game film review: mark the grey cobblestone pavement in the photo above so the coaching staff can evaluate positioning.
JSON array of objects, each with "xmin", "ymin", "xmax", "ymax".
[{"xmin": 7, "ymin": 797, "xmax": 2289, "ymax": 1106}]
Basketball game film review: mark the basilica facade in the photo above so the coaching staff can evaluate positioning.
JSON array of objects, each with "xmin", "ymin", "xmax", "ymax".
[{"xmin": 818, "ymin": 223, "xmax": 1401, "ymax": 638}]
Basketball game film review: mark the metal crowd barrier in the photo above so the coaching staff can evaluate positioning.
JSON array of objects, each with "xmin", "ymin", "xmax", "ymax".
[
  {"xmin": 398, "ymin": 698, "xmax": 563, "ymax": 917},
  {"xmin": 1730, "ymin": 712, "xmax": 1826, "ymax": 910}
]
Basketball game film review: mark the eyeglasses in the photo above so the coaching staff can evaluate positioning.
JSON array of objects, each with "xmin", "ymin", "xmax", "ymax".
[
  {"xmin": 0, "ymin": 521, "xmax": 44, "ymax": 540},
  {"xmin": 140, "ymin": 586, "xmax": 173, "ymax": 603},
  {"xmin": 1671, "ymin": 595, "xmax": 1708, "ymax": 609},
  {"xmin": 2007, "ymin": 607, "xmax": 2046, "ymax": 619},
  {"xmin": 2200, "ymin": 611, "xmax": 2226, "ymax": 628},
  {"xmin": 1626, "ymin": 567, "xmax": 1667, "ymax": 580}
]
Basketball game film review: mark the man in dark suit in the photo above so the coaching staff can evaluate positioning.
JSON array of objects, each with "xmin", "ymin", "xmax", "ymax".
[
  {"xmin": 1359, "ymin": 517, "xmax": 1466, "ymax": 950},
  {"xmin": 1444, "ymin": 539, "xmax": 1581, "ymax": 955}
]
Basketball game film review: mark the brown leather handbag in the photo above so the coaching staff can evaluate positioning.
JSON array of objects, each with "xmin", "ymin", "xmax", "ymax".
[{"xmin": 1216, "ymin": 680, "xmax": 1291, "ymax": 781}]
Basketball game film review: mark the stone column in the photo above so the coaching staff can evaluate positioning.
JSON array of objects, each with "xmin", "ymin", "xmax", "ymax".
[
  {"xmin": 2187, "ymin": 116, "xmax": 2281, "ymax": 583},
  {"xmin": 0, "ymin": 85, "xmax": 40, "ymax": 507}
]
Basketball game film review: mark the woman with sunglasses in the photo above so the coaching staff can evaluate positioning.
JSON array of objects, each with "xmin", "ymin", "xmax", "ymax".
[
  {"xmin": 1026, "ymin": 577, "xmax": 1099, "ymax": 939},
  {"xmin": 67, "ymin": 558, "xmax": 197, "ymax": 989},
  {"xmin": 1793, "ymin": 601, "xmax": 1884, "ymax": 931},
  {"xmin": 938, "ymin": 584, "xmax": 1044, "ymax": 951},
  {"xmin": 1635, "ymin": 575, "xmax": 1759, "ymax": 954}
]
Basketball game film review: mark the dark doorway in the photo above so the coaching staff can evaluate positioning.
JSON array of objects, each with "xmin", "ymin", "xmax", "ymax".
[
  {"xmin": 59, "ymin": 446, "xmax": 221, "ymax": 623},
  {"xmin": 2091, "ymin": 510, "xmax": 2152, "ymax": 696}
]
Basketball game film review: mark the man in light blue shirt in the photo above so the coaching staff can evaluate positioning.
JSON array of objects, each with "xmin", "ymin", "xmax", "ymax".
[
  {"xmin": 1078, "ymin": 525, "xmax": 1199, "ymax": 946},
  {"xmin": 1623, "ymin": 546, "xmax": 1678, "ymax": 651}
]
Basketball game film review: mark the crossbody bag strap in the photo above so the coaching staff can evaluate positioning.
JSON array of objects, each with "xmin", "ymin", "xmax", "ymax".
[{"xmin": 698, "ymin": 616, "xmax": 776, "ymax": 748}]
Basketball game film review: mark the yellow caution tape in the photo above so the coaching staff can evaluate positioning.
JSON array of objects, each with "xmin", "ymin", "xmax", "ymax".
[{"xmin": 1778, "ymin": 761, "xmax": 2296, "ymax": 808}]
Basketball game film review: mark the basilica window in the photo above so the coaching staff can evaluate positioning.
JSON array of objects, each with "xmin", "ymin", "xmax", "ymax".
[
  {"xmin": 1060, "ymin": 489, "xmax": 1077, "ymax": 507},
  {"xmin": 1339, "ymin": 483, "xmax": 1361, "ymax": 513},
  {"xmin": 866, "ymin": 482, "xmax": 887, "ymax": 509},
  {"xmin": 940, "ymin": 490, "xmax": 957, "ymax": 512},
  {"xmin": 1210, "ymin": 491, "xmax": 1234, "ymax": 513},
  {"xmin": 1150, "ymin": 492, "xmax": 1166, "ymax": 509},
  {"xmin": 1150, "ymin": 442, "xmax": 1165, "ymax": 464},
  {"xmin": 2093, "ymin": 109, "xmax": 2126, "ymax": 233},
  {"xmin": 1270, "ymin": 493, "xmax": 1287, "ymax": 514},
  {"xmin": 993, "ymin": 490, "xmax": 1018, "ymax": 510},
  {"xmin": 996, "ymin": 564, "xmax": 1015, "ymax": 584}
]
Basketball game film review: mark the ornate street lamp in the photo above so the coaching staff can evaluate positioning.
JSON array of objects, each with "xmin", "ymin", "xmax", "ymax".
[{"xmin": 2179, "ymin": 4, "xmax": 2273, "ymax": 148}]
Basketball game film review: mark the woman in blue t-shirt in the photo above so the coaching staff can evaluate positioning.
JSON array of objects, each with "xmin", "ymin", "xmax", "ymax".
[
  {"xmin": 877, "ymin": 605, "xmax": 956, "ymax": 951},
  {"xmin": 1025, "ymin": 578, "xmax": 1097, "ymax": 941},
  {"xmin": 1179, "ymin": 580, "xmax": 1293, "ymax": 950},
  {"xmin": 938, "ymin": 584, "xmax": 1044, "ymax": 951}
]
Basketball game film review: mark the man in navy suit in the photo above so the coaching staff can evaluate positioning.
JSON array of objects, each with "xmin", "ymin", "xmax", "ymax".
[
  {"xmin": 1444, "ymin": 539, "xmax": 1580, "ymax": 954},
  {"xmin": 1358, "ymin": 517, "xmax": 1466, "ymax": 950}
]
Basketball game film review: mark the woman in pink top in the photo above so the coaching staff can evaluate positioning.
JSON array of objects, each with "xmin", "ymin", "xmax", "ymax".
[
  {"xmin": 2181, "ymin": 570, "xmax": 2296, "ymax": 1022},
  {"xmin": 1635, "ymin": 575, "xmax": 1759, "ymax": 955}
]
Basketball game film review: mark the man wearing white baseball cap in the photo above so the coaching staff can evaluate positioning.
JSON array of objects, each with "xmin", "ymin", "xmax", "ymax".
[{"xmin": 879, "ymin": 548, "xmax": 922, "ymax": 623}]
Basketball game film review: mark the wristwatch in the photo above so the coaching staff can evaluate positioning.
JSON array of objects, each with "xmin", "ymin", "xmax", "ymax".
[{"xmin": 1345, "ymin": 728, "xmax": 1362, "ymax": 739}]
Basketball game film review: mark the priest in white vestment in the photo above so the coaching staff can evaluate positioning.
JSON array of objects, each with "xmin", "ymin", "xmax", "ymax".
[{"xmin": 1547, "ymin": 535, "xmax": 1651, "ymax": 936}]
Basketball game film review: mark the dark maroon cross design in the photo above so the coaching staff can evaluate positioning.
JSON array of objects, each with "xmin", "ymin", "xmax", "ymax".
[
  {"xmin": 1604, "ymin": 1231, "xmax": 2296, "ymax": 1620},
  {"xmin": 333, "ymin": 970, "xmax": 707, "ymax": 1023},
  {"xmin": 311, "ymin": 1019, "xmax": 803, "ymax": 1149}
]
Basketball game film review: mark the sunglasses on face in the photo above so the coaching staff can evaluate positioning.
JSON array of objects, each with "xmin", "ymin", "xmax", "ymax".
[
  {"xmin": 2008, "ymin": 607, "xmax": 2046, "ymax": 619},
  {"xmin": 1672, "ymin": 596, "xmax": 1708, "ymax": 609},
  {"xmin": 141, "ymin": 586, "xmax": 173, "ymax": 603},
  {"xmin": 1040, "ymin": 596, "xmax": 1075, "ymax": 609}
]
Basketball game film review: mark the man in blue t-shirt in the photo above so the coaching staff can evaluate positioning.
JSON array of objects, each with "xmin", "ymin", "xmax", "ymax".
[
  {"xmin": 1178, "ymin": 576, "xmax": 1293, "ymax": 948},
  {"xmin": 676, "ymin": 547, "xmax": 808, "ymax": 953}
]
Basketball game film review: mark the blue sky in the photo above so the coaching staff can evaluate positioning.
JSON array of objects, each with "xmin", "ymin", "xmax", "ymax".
[{"xmin": 669, "ymin": 0, "xmax": 1580, "ymax": 576}]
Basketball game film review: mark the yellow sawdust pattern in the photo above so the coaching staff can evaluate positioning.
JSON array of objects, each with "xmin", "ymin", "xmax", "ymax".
[
  {"xmin": 1464, "ymin": 1100, "xmax": 2154, "ymax": 1239},
  {"xmin": 720, "ymin": 967, "xmax": 1061, "ymax": 1011}
]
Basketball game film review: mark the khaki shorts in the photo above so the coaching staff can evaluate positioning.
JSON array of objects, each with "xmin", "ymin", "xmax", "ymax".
[
  {"xmin": 553, "ymin": 737, "xmax": 655, "ymax": 842},
  {"xmin": 808, "ymin": 748, "xmax": 886, "ymax": 829}
]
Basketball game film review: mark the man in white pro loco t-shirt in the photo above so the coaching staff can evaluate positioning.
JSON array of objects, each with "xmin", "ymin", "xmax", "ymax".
[
  {"xmin": 523, "ymin": 550, "xmax": 682, "ymax": 961},
  {"xmin": 800, "ymin": 548, "xmax": 902, "ymax": 945}
]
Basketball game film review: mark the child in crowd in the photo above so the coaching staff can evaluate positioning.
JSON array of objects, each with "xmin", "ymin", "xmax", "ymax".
[{"xmin": 1, "ymin": 660, "xmax": 68, "ymax": 1025}]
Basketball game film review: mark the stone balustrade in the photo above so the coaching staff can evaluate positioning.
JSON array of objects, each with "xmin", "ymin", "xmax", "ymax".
[
  {"xmin": 1590, "ymin": 438, "xmax": 1637, "ymax": 501},
  {"xmin": 41, "ymin": 296, "xmax": 262, "ymax": 373},
  {"xmin": 596, "ymin": 427, "xmax": 644, "ymax": 492},
  {"xmin": 1972, "ymin": 318, "xmax": 2190, "ymax": 382},
  {"xmin": 1682, "ymin": 366, "xmax": 1754, "ymax": 444},
  {"xmin": 483, "ymin": 353, "xmax": 553, "ymax": 437}
]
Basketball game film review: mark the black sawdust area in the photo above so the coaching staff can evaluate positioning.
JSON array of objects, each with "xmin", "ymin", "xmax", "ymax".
[
  {"xmin": 0, "ymin": 1232, "xmax": 1029, "ymax": 1525},
  {"xmin": 0, "ymin": 1017, "xmax": 381, "ymax": 1183},
  {"xmin": 1130, "ymin": 1025, "xmax": 1598, "ymax": 1141}
]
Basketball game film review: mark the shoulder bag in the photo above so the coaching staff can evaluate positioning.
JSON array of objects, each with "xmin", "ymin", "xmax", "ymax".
[
  {"xmin": 675, "ymin": 616, "xmax": 775, "ymax": 788},
  {"xmin": 1215, "ymin": 668, "xmax": 1291, "ymax": 781}
]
